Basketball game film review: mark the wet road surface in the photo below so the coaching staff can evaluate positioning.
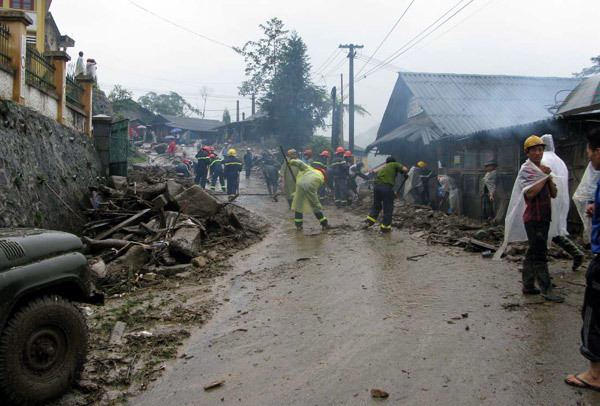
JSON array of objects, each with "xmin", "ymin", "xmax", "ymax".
[{"xmin": 131, "ymin": 174, "xmax": 600, "ymax": 406}]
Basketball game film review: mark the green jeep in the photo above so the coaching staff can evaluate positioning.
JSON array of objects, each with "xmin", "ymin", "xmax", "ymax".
[{"xmin": 0, "ymin": 229, "xmax": 103, "ymax": 405}]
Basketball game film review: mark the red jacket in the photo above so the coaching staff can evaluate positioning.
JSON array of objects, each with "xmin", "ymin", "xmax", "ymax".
[{"xmin": 167, "ymin": 141, "xmax": 176, "ymax": 153}]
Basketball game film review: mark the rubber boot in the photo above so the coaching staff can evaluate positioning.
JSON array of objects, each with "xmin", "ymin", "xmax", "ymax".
[
  {"xmin": 521, "ymin": 261, "xmax": 540, "ymax": 294},
  {"xmin": 534, "ymin": 262, "xmax": 564, "ymax": 302},
  {"xmin": 554, "ymin": 235, "xmax": 585, "ymax": 271}
]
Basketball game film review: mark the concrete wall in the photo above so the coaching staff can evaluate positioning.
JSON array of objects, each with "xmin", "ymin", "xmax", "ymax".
[
  {"xmin": 0, "ymin": 68, "xmax": 12, "ymax": 100},
  {"xmin": 64, "ymin": 105, "xmax": 87, "ymax": 133},
  {"xmin": 0, "ymin": 100, "xmax": 103, "ymax": 232},
  {"xmin": 22, "ymin": 83, "xmax": 59, "ymax": 120}
]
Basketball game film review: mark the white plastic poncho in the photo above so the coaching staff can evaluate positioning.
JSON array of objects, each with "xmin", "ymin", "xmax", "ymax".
[
  {"xmin": 438, "ymin": 175, "xmax": 460, "ymax": 214},
  {"xmin": 403, "ymin": 166, "xmax": 423, "ymax": 204},
  {"xmin": 494, "ymin": 138, "xmax": 569, "ymax": 260},
  {"xmin": 573, "ymin": 162, "xmax": 600, "ymax": 238},
  {"xmin": 540, "ymin": 134, "xmax": 570, "ymax": 237}
]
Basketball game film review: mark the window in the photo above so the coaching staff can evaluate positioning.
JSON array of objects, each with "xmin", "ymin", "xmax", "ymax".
[{"xmin": 10, "ymin": 0, "xmax": 33, "ymax": 10}]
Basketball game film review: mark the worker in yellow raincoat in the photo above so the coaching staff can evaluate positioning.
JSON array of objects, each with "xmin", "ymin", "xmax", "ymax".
[
  {"xmin": 288, "ymin": 159, "xmax": 329, "ymax": 231},
  {"xmin": 281, "ymin": 149, "xmax": 300, "ymax": 208}
]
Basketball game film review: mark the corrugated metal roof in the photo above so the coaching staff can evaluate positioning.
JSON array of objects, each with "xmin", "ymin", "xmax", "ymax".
[
  {"xmin": 159, "ymin": 115, "xmax": 222, "ymax": 133},
  {"xmin": 399, "ymin": 72, "xmax": 582, "ymax": 137}
]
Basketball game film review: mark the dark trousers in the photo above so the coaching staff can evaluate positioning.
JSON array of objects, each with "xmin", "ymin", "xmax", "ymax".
[
  {"xmin": 482, "ymin": 194, "xmax": 494, "ymax": 220},
  {"xmin": 581, "ymin": 255, "xmax": 600, "ymax": 362},
  {"xmin": 367, "ymin": 183, "xmax": 394, "ymax": 229},
  {"xmin": 245, "ymin": 166, "xmax": 251, "ymax": 179},
  {"xmin": 523, "ymin": 221, "xmax": 551, "ymax": 292},
  {"xmin": 295, "ymin": 211, "xmax": 327, "ymax": 227},
  {"xmin": 226, "ymin": 175, "xmax": 239, "ymax": 196},
  {"xmin": 552, "ymin": 235, "xmax": 583, "ymax": 259},
  {"xmin": 196, "ymin": 169, "xmax": 208, "ymax": 188},
  {"xmin": 266, "ymin": 178, "xmax": 277, "ymax": 195},
  {"xmin": 211, "ymin": 171, "xmax": 225, "ymax": 191},
  {"xmin": 334, "ymin": 176, "xmax": 348, "ymax": 206}
]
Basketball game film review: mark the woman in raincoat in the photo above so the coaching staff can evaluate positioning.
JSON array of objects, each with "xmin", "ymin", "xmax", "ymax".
[{"xmin": 288, "ymin": 159, "xmax": 329, "ymax": 231}]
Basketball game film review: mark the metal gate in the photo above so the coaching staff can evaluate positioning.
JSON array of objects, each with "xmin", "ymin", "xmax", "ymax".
[{"xmin": 109, "ymin": 119, "xmax": 130, "ymax": 177}]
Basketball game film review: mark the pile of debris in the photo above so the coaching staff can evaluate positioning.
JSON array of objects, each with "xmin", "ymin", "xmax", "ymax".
[{"xmin": 83, "ymin": 173, "xmax": 265, "ymax": 291}]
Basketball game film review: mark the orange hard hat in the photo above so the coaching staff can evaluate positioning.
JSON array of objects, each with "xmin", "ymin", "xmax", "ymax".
[
  {"xmin": 304, "ymin": 150, "xmax": 312, "ymax": 156},
  {"xmin": 320, "ymin": 150, "xmax": 330, "ymax": 157},
  {"xmin": 343, "ymin": 151, "xmax": 352, "ymax": 157},
  {"xmin": 335, "ymin": 147, "xmax": 345, "ymax": 154},
  {"xmin": 314, "ymin": 167, "xmax": 326, "ymax": 182}
]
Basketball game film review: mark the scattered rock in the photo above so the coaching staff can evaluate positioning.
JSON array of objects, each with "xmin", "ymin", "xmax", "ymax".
[
  {"xmin": 108, "ymin": 321, "xmax": 127, "ymax": 346},
  {"xmin": 474, "ymin": 230, "xmax": 489, "ymax": 241},
  {"xmin": 108, "ymin": 176, "xmax": 128, "ymax": 191},
  {"xmin": 88, "ymin": 257, "xmax": 106, "ymax": 278},
  {"xmin": 175, "ymin": 186, "xmax": 223, "ymax": 217},
  {"xmin": 371, "ymin": 389, "xmax": 389, "ymax": 398},
  {"xmin": 106, "ymin": 245, "xmax": 148, "ymax": 276},
  {"xmin": 166, "ymin": 180, "xmax": 185, "ymax": 200},
  {"xmin": 204, "ymin": 380, "xmax": 225, "ymax": 390},
  {"xmin": 170, "ymin": 226, "xmax": 203, "ymax": 258},
  {"xmin": 192, "ymin": 256, "xmax": 208, "ymax": 268},
  {"xmin": 153, "ymin": 143, "xmax": 168, "ymax": 154}
]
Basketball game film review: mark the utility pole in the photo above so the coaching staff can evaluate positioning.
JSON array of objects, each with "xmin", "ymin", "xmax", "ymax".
[
  {"xmin": 339, "ymin": 73, "xmax": 344, "ymax": 148},
  {"xmin": 236, "ymin": 100, "xmax": 240, "ymax": 122},
  {"xmin": 331, "ymin": 87, "xmax": 338, "ymax": 149},
  {"xmin": 251, "ymin": 94, "xmax": 256, "ymax": 116},
  {"xmin": 339, "ymin": 44, "xmax": 363, "ymax": 153}
]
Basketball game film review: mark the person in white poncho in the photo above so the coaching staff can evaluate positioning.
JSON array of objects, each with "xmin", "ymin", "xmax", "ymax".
[{"xmin": 497, "ymin": 135, "xmax": 564, "ymax": 302}]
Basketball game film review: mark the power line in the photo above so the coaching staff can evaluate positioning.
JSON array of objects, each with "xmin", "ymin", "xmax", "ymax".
[
  {"xmin": 313, "ymin": 49, "xmax": 342, "ymax": 76},
  {"xmin": 356, "ymin": 0, "xmax": 474, "ymax": 83},
  {"xmin": 321, "ymin": 57, "xmax": 347, "ymax": 80},
  {"xmin": 354, "ymin": 0, "xmax": 416, "ymax": 80},
  {"xmin": 126, "ymin": 0, "xmax": 235, "ymax": 50},
  {"xmin": 395, "ymin": 0, "xmax": 499, "ymax": 63}
]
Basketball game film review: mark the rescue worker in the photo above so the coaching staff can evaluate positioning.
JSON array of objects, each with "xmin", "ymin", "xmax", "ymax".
[
  {"xmin": 418, "ymin": 161, "xmax": 433, "ymax": 205},
  {"xmin": 244, "ymin": 148, "xmax": 253, "ymax": 179},
  {"xmin": 175, "ymin": 160, "xmax": 192, "ymax": 177},
  {"xmin": 302, "ymin": 150, "xmax": 313, "ymax": 165},
  {"xmin": 343, "ymin": 150, "xmax": 353, "ymax": 164},
  {"xmin": 209, "ymin": 154, "xmax": 226, "ymax": 192},
  {"xmin": 224, "ymin": 148, "xmax": 243, "ymax": 197},
  {"xmin": 312, "ymin": 151, "xmax": 330, "ymax": 202},
  {"xmin": 520, "ymin": 135, "xmax": 563, "ymax": 302},
  {"xmin": 365, "ymin": 156, "xmax": 408, "ymax": 233},
  {"xmin": 540, "ymin": 134, "xmax": 585, "ymax": 271},
  {"xmin": 565, "ymin": 127, "xmax": 600, "ymax": 392},
  {"xmin": 287, "ymin": 159, "xmax": 329, "ymax": 231},
  {"xmin": 331, "ymin": 146, "xmax": 349, "ymax": 207},
  {"xmin": 261, "ymin": 153, "xmax": 280, "ymax": 196},
  {"xmin": 281, "ymin": 149, "xmax": 300, "ymax": 208},
  {"xmin": 195, "ymin": 146, "xmax": 211, "ymax": 188},
  {"xmin": 480, "ymin": 160, "xmax": 499, "ymax": 224}
]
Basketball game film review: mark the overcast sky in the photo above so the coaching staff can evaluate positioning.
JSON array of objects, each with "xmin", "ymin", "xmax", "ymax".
[{"xmin": 51, "ymin": 0, "xmax": 599, "ymax": 144}]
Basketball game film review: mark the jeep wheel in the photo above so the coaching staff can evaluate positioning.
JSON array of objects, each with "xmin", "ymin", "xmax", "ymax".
[{"xmin": 0, "ymin": 296, "xmax": 88, "ymax": 405}]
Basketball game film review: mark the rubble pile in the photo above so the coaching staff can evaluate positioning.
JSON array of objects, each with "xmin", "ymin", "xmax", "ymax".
[{"xmin": 83, "ymin": 174, "xmax": 264, "ymax": 290}]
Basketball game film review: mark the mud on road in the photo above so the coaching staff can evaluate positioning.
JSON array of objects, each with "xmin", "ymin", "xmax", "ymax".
[{"xmin": 128, "ymin": 176, "xmax": 600, "ymax": 406}]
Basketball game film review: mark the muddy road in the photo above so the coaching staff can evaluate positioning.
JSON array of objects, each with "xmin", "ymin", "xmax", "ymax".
[{"xmin": 131, "ymin": 174, "xmax": 599, "ymax": 406}]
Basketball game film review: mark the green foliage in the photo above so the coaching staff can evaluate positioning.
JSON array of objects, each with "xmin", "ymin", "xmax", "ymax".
[
  {"xmin": 108, "ymin": 85, "xmax": 138, "ymax": 114},
  {"xmin": 138, "ymin": 91, "xmax": 200, "ymax": 117},
  {"xmin": 259, "ymin": 32, "xmax": 330, "ymax": 150},
  {"xmin": 222, "ymin": 108, "xmax": 231, "ymax": 124},
  {"xmin": 303, "ymin": 135, "xmax": 331, "ymax": 155},
  {"xmin": 234, "ymin": 17, "xmax": 289, "ymax": 97},
  {"xmin": 574, "ymin": 55, "xmax": 600, "ymax": 77}
]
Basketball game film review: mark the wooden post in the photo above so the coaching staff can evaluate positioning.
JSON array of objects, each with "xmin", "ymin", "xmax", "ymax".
[
  {"xmin": 45, "ymin": 51, "xmax": 70, "ymax": 124},
  {"xmin": 0, "ymin": 11, "xmax": 33, "ymax": 104},
  {"xmin": 77, "ymin": 75, "xmax": 94, "ymax": 137}
]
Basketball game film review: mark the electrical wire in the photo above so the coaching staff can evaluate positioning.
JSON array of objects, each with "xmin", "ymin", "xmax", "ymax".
[
  {"xmin": 356, "ymin": 0, "xmax": 474, "ymax": 83},
  {"xmin": 126, "ymin": 0, "xmax": 235, "ymax": 50},
  {"xmin": 313, "ymin": 49, "xmax": 343, "ymax": 76},
  {"xmin": 353, "ymin": 0, "xmax": 416, "ymax": 80}
]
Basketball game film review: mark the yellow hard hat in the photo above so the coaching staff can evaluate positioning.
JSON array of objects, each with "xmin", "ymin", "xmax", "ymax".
[
  {"xmin": 417, "ymin": 161, "xmax": 427, "ymax": 168},
  {"xmin": 228, "ymin": 148, "xmax": 237, "ymax": 157},
  {"xmin": 524, "ymin": 135, "xmax": 546, "ymax": 152}
]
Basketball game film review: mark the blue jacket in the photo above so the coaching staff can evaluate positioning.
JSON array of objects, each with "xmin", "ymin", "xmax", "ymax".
[
  {"xmin": 224, "ymin": 155, "xmax": 243, "ymax": 179},
  {"xmin": 592, "ymin": 180, "xmax": 600, "ymax": 254},
  {"xmin": 210, "ymin": 157, "xmax": 224, "ymax": 175}
]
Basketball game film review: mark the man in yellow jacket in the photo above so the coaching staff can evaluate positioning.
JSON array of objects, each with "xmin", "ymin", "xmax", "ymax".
[
  {"xmin": 281, "ymin": 149, "xmax": 300, "ymax": 208},
  {"xmin": 288, "ymin": 159, "xmax": 329, "ymax": 231}
]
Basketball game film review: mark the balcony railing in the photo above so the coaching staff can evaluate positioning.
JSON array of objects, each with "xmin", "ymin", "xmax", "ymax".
[
  {"xmin": 25, "ymin": 44, "xmax": 55, "ymax": 92},
  {"xmin": 0, "ymin": 23, "xmax": 10, "ymax": 66},
  {"xmin": 66, "ymin": 75, "xmax": 84, "ymax": 109}
]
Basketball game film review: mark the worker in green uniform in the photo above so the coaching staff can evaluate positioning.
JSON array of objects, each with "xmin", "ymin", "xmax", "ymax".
[{"xmin": 364, "ymin": 156, "xmax": 408, "ymax": 233}]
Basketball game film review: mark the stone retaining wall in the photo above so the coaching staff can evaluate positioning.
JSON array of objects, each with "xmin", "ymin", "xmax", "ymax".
[{"xmin": 0, "ymin": 100, "xmax": 102, "ymax": 232}]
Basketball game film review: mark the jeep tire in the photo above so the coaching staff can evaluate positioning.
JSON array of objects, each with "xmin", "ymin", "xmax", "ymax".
[{"xmin": 0, "ymin": 296, "xmax": 88, "ymax": 405}]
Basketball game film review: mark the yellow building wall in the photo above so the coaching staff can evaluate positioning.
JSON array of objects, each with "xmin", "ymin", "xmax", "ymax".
[{"xmin": 0, "ymin": 0, "xmax": 47, "ymax": 52}]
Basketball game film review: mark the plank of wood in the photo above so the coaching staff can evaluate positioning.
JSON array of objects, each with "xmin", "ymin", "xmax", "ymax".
[{"xmin": 95, "ymin": 209, "xmax": 151, "ymax": 240}]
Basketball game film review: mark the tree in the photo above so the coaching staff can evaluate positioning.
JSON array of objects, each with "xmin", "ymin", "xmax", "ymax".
[
  {"xmin": 222, "ymin": 108, "xmax": 231, "ymax": 124},
  {"xmin": 138, "ymin": 91, "xmax": 200, "ymax": 117},
  {"xmin": 304, "ymin": 135, "xmax": 331, "ymax": 156},
  {"xmin": 259, "ymin": 32, "xmax": 330, "ymax": 150},
  {"xmin": 574, "ymin": 54, "xmax": 600, "ymax": 77},
  {"xmin": 107, "ymin": 85, "xmax": 138, "ymax": 116},
  {"xmin": 234, "ymin": 18, "xmax": 289, "ymax": 97}
]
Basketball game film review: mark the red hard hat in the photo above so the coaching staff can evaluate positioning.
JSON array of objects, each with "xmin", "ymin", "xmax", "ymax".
[
  {"xmin": 202, "ymin": 146, "xmax": 210, "ymax": 152},
  {"xmin": 209, "ymin": 154, "xmax": 215, "ymax": 159},
  {"xmin": 314, "ymin": 167, "xmax": 326, "ymax": 182},
  {"xmin": 343, "ymin": 151, "xmax": 352, "ymax": 157},
  {"xmin": 320, "ymin": 150, "xmax": 330, "ymax": 157},
  {"xmin": 304, "ymin": 150, "xmax": 312, "ymax": 156},
  {"xmin": 335, "ymin": 146, "xmax": 345, "ymax": 154}
]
